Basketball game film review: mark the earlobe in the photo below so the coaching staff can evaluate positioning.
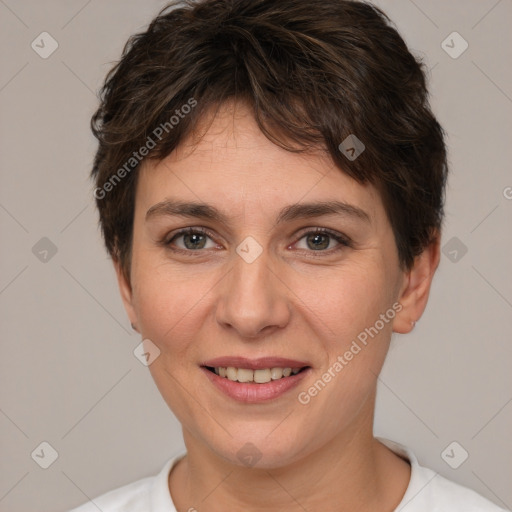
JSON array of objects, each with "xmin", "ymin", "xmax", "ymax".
[
  {"xmin": 113, "ymin": 260, "xmax": 138, "ymax": 330},
  {"xmin": 393, "ymin": 234, "xmax": 441, "ymax": 334}
]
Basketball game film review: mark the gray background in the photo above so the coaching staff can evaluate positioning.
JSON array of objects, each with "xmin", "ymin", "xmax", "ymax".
[{"xmin": 0, "ymin": 1, "xmax": 511, "ymax": 511}]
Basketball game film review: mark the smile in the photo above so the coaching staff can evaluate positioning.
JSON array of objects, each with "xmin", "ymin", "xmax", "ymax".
[
  {"xmin": 200, "ymin": 357, "xmax": 311, "ymax": 403},
  {"xmin": 206, "ymin": 366, "xmax": 305, "ymax": 383}
]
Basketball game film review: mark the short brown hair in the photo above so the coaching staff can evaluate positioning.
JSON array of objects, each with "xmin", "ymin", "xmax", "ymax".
[{"xmin": 91, "ymin": 0, "xmax": 448, "ymax": 282}]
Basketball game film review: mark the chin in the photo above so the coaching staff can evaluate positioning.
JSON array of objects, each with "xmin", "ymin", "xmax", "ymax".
[{"xmin": 203, "ymin": 426, "xmax": 310, "ymax": 470}]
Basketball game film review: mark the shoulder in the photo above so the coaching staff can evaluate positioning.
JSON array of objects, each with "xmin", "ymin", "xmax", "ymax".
[
  {"xmin": 378, "ymin": 438, "xmax": 508, "ymax": 512},
  {"xmin": 67, "ymin": 454, "xmax": 183, "ymax": 512},
  {"xmin": 67, "ymin": 476, "xmax": 153, "ymax": 512},
  {"xmin": 410, "ymin": 465, "xmax": 508, "ymax": 511}
]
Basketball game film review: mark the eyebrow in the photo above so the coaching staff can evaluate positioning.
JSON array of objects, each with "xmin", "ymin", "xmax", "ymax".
[{"xmin": 145, "ymin": 199, "xmax": 371, "ymax": 225}]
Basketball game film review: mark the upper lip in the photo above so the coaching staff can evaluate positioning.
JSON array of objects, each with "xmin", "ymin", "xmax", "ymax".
[{"xmin": 201, "ymin": 356, "xmax": 311, "ymax": 370}]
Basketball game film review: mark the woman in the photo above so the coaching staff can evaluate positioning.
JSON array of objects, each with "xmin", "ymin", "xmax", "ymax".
[{"xmin": 71, "ymin": 0, "xmax": 507, "ymax": 510}]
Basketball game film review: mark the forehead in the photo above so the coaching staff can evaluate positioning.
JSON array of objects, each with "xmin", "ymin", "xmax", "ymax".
[{"xmin": 136, "ymin": 101, "xmax": 383, "ymax": 224}]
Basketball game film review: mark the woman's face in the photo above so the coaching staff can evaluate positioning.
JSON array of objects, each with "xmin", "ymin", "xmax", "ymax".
[{"xmin": 118, "ymin": 101, "xmax": 412, "ymax": 468}]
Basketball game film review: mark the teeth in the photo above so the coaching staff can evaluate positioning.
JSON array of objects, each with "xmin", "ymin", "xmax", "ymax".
[
  {"xmin": 226, "ymin": 367, "xmax": 237, "ymax": 380},
  {"xmin": 270, "ymin": 367, "xmax": 283, "ymax": 380},
  {"xmin": 237, "ymin": 368, "xmax": 253, "ymax": 382},
  {"xmin": 213, "ymin": 366, "xmax": 302, "ymax": 383},
  {"xmin": 254, "ymin": 369, "xmax": 271, "ymax": 383}
]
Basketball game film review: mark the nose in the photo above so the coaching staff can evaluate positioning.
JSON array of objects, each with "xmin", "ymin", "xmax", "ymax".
[{"xmin": 215, "ymin": 246, "xmax": 291, "ymax": 339}]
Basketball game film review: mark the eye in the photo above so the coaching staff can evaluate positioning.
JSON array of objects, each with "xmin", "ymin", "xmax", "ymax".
[
  {"xmin": 162, "ymin": 227, "xmax": 351, "ymax": 256},
  {"xmin": 294, "ymin": 228, "xmax": 350, "ymax": 253},
  {"xmin": 165, "ymin": 227, "xmax": 218, "ymax": 251}
]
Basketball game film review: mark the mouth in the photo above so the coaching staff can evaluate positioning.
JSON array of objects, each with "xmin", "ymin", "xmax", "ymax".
[
  {"xmin": 200, "ymin": 357, "xmax": 311, "ymax": 403},
  {"xmin": 204, "ymin": 365, "xmax": 308, "ymax": 383}
]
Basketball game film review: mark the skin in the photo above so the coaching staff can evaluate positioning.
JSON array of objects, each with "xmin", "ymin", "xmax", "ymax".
[{"xmin": 115, "ymin": 100, "xmax": 440, "ymax": 511}]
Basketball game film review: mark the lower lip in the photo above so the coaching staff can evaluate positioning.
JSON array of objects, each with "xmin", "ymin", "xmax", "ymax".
[{"xmin": 201, "ymin": 367, "xmax": 310, "ymax": 403}]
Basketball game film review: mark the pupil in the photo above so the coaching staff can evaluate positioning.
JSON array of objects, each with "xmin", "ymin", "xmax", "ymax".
[
  {"xmin": 308, "ymin": 234, "xmax": 329, "ymax": 250},
  {"xmin": 184, "ymin": 233, "xmax": 205, "ymax": 250}
]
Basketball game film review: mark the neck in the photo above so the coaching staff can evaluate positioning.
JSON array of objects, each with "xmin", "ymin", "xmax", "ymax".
[{"xmin": 169, "ymin": 399, "xmax": 410, "ymax": 512}]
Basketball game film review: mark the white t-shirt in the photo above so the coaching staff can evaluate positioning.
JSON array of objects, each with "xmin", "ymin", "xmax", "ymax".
[{"xmin": 68, "ymin": 438, "xmax": 508, "ymax": 511}]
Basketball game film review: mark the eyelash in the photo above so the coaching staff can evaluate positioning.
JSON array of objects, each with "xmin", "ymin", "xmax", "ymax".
[{"xmin": 162, "ymin": 227, "xmax": 351, "ymax": 257}]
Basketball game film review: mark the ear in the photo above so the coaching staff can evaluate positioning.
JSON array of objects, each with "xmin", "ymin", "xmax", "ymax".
[
  {"xmin": 393, "ymin": 232, "xmax": 441, "ymax": 334},
  {"xmin": 113, "ymin": 259, "xmax": 138, "ymax": 330}
]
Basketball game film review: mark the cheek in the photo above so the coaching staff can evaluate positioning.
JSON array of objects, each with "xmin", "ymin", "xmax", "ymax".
[
  {"xmin": 130, "ymin": 262, "xmax": 214, "ymax": 423},
  {"xmin": 131, "ymin": 259, "xmax": 213, "ymax": 358},
  {"xmin": 289, "ymin": 260, "xmax": 394, "ymax": 346},
  {"xmin": 291, "ymin": 263, "xmax": 396, "ymax": 405}
]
